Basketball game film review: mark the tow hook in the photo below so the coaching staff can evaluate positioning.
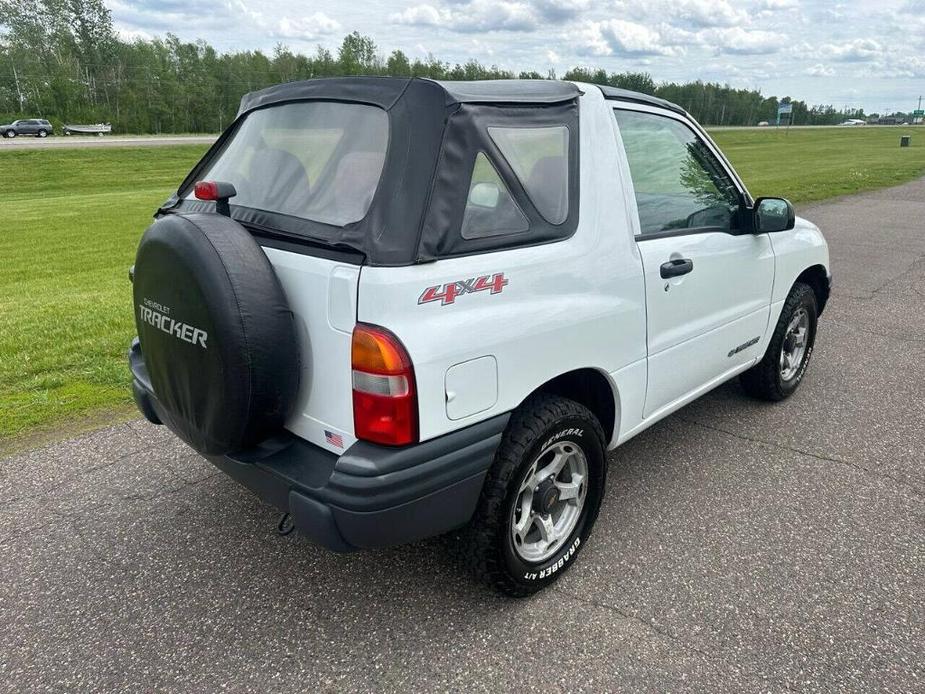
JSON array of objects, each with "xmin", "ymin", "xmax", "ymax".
[{"xmin": 277, "ymin": 512, "xmax": 295, "ymax": 536}]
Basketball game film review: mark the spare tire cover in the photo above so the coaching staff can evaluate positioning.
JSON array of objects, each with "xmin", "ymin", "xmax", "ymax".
[{"xmin": 133, "ymin": 213, "xmax": 300, "ymax": 455}]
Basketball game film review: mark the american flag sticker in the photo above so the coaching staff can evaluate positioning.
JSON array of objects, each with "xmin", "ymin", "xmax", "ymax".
[{"xmin": 324, "ymin": 430, "xmax": 344, "ymax": 448}]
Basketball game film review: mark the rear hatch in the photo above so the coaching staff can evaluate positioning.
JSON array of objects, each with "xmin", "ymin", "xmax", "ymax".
[{"xmin": 169, "ymin": 98, "xmax": 395, "ymax": 454}]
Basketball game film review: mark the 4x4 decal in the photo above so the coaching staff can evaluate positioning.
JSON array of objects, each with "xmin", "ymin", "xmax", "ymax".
[{"xmin": 418, "ymin": 273, "xmax": 508, "ymax": 306}]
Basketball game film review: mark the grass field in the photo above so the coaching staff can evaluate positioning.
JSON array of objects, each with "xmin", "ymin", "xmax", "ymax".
[
  {"xmin": 1, "ymin": 126, "xmax": 924, "ymax": 447},
  {"xmin": 711, "ymin": 126, "xmax": 925, "ymax": 203},
  {"xmin": 0, "ymin": 145, "xmax": 209, "ymax": 448}
]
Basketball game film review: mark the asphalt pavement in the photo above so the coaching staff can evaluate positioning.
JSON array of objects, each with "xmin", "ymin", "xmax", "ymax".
[
  {"xmin": 0, "ymin": 134, "xmax": 217, "ymax": 149},
  {"xmin": 1, "ymin": 179, "xmax": 923, "ymax": 692}
]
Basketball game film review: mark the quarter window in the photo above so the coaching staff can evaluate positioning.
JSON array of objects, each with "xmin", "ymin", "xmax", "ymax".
[
  {"xmin": 461, "ymin": 152, "xmax": 530, "ymax": 239},
  {"xmin": 613, "ymin": 109, "xmax": 740, "ymax": 236},
  {"xmin": 488, "ymin": 125, "xmax": 570, "ymax": 224}
]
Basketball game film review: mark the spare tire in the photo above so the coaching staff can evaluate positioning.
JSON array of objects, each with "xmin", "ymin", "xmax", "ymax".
[{"xmin": 132, "ymin": 213, "xmax": 300, "ymax": 455}]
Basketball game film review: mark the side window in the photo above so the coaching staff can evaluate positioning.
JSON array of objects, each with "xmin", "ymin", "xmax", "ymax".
[
  {"xmin": 488, "ymin": 126, "xmax": 569, "ymax": 224},
  {"xmin": 461, "ymin": 152, "xmax": 529, "ymax": 239},
  {"xmin": 613, "ymin": 109, "xmax": 740, "ymax": 236}
]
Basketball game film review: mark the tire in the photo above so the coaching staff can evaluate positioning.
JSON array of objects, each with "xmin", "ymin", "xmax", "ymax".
[
  {"xmin": 37, "ymin": 129, "xmax": 47, "ymax": 138},
  {"xmin": 4, "ymin": 130, "xmax": 15, "ymax": 138},
  {"xmin": 133, "ymin": 213, "xmax": 300, "ymax": 455},
  {"xmin": 740, "ymin": 282, "xmax": 818, "ymax": 401},
  {"xmin": 460, "ymin": 394, "xmax": 607, "ymax": 597}
]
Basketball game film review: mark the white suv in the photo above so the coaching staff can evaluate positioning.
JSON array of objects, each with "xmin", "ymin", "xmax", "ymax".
[{"xmin": 129, "ymin": 78, "xmax": 831, "ymax": 596}]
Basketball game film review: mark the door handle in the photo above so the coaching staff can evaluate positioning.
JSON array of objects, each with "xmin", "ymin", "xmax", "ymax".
[{"xmin": 660, "ymin": 258, "xmax": 694, "ymax": 278}]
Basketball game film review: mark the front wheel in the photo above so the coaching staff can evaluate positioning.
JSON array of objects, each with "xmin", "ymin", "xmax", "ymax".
[
  {"xmin": 37, "ymin": 129, "xmax": 47, "ymax": 138},
  {"xmin": 460, "ymin": 394, "xmax": 607, "ymax": 597},
  {"xmin": 740, "ymin": 282, "xmax": 818, "ymax": 401},
  {"xmin": 4, "ymin": 130, "xmax": 15, "ymax": 138}
]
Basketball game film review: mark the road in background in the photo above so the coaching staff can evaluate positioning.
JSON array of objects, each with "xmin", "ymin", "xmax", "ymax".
[
  {"xmin": 2, "ymin": 126, "xmax": 921, "ymax": 151},
  {"xmin": 1, "ymin": 179, "xmax": 923, "ymax": 691},
  {"xmin": 0, "ymin": 134, "xmax": 217, "ymax": 150}
]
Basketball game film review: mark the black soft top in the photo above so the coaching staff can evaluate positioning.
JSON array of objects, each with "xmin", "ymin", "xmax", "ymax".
[
  {"xmin": 236, "ymin": 77, "xmax": 582, "ymax": 116},
  {"xmin": 167, "ymin": 77, "xmax": 582, "ymax": 266}
]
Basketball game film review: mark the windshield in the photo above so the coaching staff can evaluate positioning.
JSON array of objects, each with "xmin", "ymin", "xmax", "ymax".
[{"xmin": 192, "ymin": 101, "xmax": 388, "ymax": 227}]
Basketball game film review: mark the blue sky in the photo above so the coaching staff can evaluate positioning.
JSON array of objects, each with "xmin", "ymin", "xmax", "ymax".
[{"xmin": 108, "ymin": 0, "xmax": 925, "ymax": 114}]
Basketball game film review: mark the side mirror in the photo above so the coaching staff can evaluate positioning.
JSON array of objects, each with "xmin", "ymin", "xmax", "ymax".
[
  {"xmin": 468, "ymin": 181, "xmax": 500, "ymax": 209},
  {"xmin": 754, "ymin": 197, "xmax": 795, "ymax": 233}
]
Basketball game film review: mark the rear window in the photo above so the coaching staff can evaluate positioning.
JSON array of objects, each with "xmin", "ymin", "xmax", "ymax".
[{"xmin": 192, "ymin": 102, "xmax": 388, "ymax": 227}]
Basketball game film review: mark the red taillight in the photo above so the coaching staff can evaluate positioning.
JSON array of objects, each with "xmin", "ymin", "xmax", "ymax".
[
  {"xmin": 351, "ymin": 324, "xmax": 418, "ymax": 446},
  {"xmin": 194, "ymin": 180, "xmax": 220, "ymax": 200}
]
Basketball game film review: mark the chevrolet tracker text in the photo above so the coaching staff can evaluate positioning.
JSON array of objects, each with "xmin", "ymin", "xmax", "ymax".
[{"xmin": 138, "ymin": 299, "xmax": 208, "ymax": 348}]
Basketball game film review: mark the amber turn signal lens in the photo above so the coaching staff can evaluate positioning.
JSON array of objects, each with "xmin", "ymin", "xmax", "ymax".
[{"xmin": 351, "ymin": 324, "xmax": 412, "ymax": 375}]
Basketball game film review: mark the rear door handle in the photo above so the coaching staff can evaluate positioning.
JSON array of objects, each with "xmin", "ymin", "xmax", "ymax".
[{"xmin": 660, "ymin": 258, "xmax": 694, "ymax": 279}]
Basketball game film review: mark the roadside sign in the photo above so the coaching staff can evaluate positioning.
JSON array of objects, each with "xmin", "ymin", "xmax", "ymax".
[
  {"xmin": 777, "ymin": 102, "xmax": 793, "ymax": 127},
  {"xmin": 914, "ymin": 109, "xmax": 924, "ymax": 116}
]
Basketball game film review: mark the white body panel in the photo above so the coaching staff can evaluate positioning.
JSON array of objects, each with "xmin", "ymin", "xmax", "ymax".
[
  {"xmin": 637, "ymin": 231, "xmax": 774, "ymax": 416},
  {"xmin": 262, "ymin": 247, "xmax": 359, "ymax": 454},
  {"xmin": 268, "ymin": 84, "xmax": 830, "ymax": 453},
  {"xmin": 358, "ymin": 86, "xmax": 647, "ymax": 443}
]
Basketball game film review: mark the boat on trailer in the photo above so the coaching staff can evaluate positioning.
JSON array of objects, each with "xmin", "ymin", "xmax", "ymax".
[{"xmin": 63, "ymin": 123, "xmax": 112, "ymax": 136}]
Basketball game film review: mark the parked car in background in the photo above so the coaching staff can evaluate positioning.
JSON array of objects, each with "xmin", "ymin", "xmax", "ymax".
[{"xmin": 1, "ymin": 119, "xmax": 52, "ymax": 138}]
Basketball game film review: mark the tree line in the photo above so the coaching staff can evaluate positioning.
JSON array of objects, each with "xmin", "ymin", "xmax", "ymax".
[{"xmin": 0, "ymin": 0, "xmax": 872, "ymax": 133}]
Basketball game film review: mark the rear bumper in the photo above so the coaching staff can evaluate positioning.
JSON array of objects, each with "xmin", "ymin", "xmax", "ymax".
[{"xmin": 129, "ymin": 339, "xmax": 507, "ymax": 551}]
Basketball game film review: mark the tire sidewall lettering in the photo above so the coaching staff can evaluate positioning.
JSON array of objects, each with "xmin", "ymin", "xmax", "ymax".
[
  {"xmin": 502, "ymin": 416, "xmax": 605, "ymax": 588},
  {"xmin": 522, "ymin": 536, "xmax": 581, "ymax": 581},
  {"xmin": 541, "ymin": 427, "xmax": 584, "ymax": 452}
]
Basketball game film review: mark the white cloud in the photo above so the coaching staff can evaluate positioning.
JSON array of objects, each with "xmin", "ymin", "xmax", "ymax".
[
  {"xmin": 576, "ymin": 19, "xmax": 678, "ymax": 57},
  {"xmin": 532, "ymin": 0, "xmax": 590, "ymax": 22},
  {"xmin": 546, "ymin": 49, "xmax": 561, "ymax": 63},
  {"xmin": 614, "ymin": 0, "xmax": 746, "ymax": 29},
  {"xmin": 705, "ymin": 27, "xmax": 780, "ymax": 55},
  {"xmin": 805, "ymin": 63, "xmax": 835, "ymax": 77},
  {"xmin": 391, "ymin": 0, "xmax": 537, "ymax": 32},
  {"xmin": 390, "ymin": 4, "xmax": 449, "ymax": 27},
  {"xmin": 752, "ymin": 0, "xmax": 798, "ymax": 10},
  {"xmin": 822, "ymin": 39, "xmax": 883, "ymax": 62},
  {"xmin": 452, "ymin": 0, "xmax": 538, "ymax": 32},
  {"xmin": 274, "ymin": 13, "xmax": 341, "ymax": 39},
  {"xmin": 671, "ymin": 0, "xmax": 747, "ymax": 28},
  {"xmin": 873, "ymin": 55, "xmax": 925, "ymax": 79}
]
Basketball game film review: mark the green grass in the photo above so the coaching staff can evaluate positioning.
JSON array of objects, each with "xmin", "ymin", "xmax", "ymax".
[
  {"xmin": 712, "ymin": 126, "xmax": 925, "ymax": 203},
  {"xmin": 1, "ymin": 127, "xmax": 924, "ymax": 445},
  {"xmin": 0, "ymin": 146, "xmax": 209, "ymax": 445}
]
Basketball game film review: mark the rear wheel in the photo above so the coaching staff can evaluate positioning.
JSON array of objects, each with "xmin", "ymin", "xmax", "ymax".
[
  {"xmin": 740, "ymin": 282, "xmax": 818, "ymax": 401},
  {"xmin": 460, "ymin": 394, "xmax": 606, "ymax": 597}
]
